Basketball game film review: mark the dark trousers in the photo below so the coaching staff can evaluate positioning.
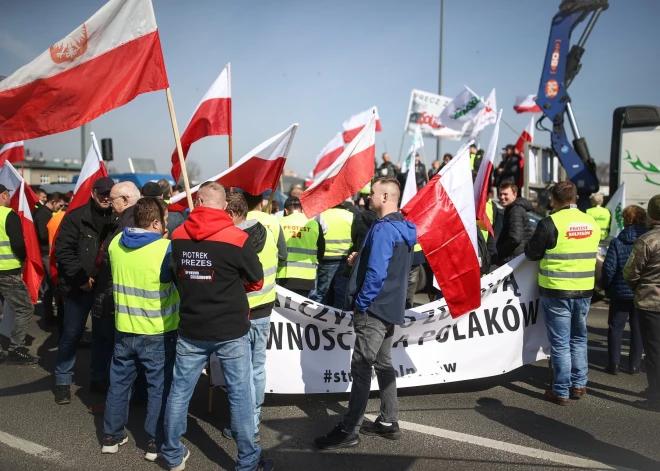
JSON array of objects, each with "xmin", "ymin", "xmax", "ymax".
[
  {"xmin": 0, "ymin": 274, "xmax": 35, "ymax": 351},
  {"xmin": 638, "ymin": 309, "xmax": 660, "ymax": 401},
  {"xmin": 40, "ymin": 255, "xmax": 56, "ymax": 319},
  {"xmin": 607, "ymin": 299, "xmax": 643, "ymax": 369}
]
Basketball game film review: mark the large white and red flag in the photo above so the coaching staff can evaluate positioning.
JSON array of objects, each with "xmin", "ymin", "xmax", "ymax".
[
  {"xmin": 473, "ymin": 110, "xmax": 502, "ymax": 237},
  {"xmin": 169, "ymin": 124, "xmax": 298, "ymax": 212},
  {"xmin": 68, "ymin": 137, "xmax": 108, "ymax": 212},
  {"xmin": 402, "ymin": 146, "xmax": 481, "ymax": 318},
  {"xmin": 0, "ymin": 163, "xmax": 43, "ymax": 303},
  {"xmin": 0, "ymin": 142, "xmax": 25, "ymax": 166},
  {"xmin": 0, "ymin": 0, "xmax": 169, "ymax": 143},
  {"xmin": 342, "ymin": 107, "xmax": 382, "ymax": 143},
  {"xmin": 515, "ymin": 116, "xmax": 534, "ymax": 188},
  {"xmin": 310, "ymin": 132, "xmax": 344, "ymax": 183},
  {"xmin": 301, "ymin": 112, "xmax": 377, "ymax": 218},
  {"xmin": 513, "ymin": 95, "xmax": 542, "ymax": 114},
  {"xmin": 171, "ymin": 65, "xmax": 232, "ymax": 183}
]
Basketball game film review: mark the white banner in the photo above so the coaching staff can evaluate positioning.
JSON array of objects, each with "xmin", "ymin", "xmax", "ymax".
[
  {"xmin": 405, "ymin": 89, "xmax": 470, "ymax": 140},
  {"xmin": 211, "ymin": 256, "xmax": 550, "ymax": 394}
]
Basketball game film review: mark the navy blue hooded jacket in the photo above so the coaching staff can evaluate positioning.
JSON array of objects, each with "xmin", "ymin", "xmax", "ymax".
[
  {"xmin": 345, "ymin": 212, "xmax": 417, "ymax": 325},
  {"xmin": 601, "ymin": 225, "xmax": 648, "ymax": 300}
]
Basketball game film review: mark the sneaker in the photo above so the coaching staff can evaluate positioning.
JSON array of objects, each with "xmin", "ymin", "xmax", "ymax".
[
  {"xmin": 221, "ymin": 427, "xmax": 260, "ymax": 443},
  {"xmin": 256, "ymin": 457, "xmax": 275, "ymax": 471},
  {"xmin": 314, "ymin": 423, "xmax": 360, "ymax": 450},
  {"xmin": 144, "ymin": 440, "xmax": 159, "ymax": 462},
  {"xmin": 101, "ymin": 435, "xmax": 128, "ymax": 454},
  {"xmin": 53, "ymin": 385, "xmax": 71, "ymax": 405},
  {"xmin": 6, "ymin": 347, "xmax": 39, "ymax": 365},
  {"xmin": 360, "ymin": 418, "xmax": 402, "ymax": 440},
  {"xmin": 170, "ymin": 446, "xmax": 190, "ymax": 471},
  {"xmin": 544, "ymin": 390, "xmax": 569, "ymax": 405}
]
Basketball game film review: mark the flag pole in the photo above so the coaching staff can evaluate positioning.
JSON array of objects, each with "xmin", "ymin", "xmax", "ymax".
[
  {"xmin": 420, "ymin": 145, "xmax": 430, "ymax": 182},
  {"xmin": 227, "ymin": 62, "xmax": 233, "ymax": 168},
  {"xmin": 165, "ymin": 88, "xmax": 195, "ymax": 211}
]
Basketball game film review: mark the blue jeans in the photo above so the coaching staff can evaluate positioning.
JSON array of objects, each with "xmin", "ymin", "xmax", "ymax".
[
  {"xmin": 162, "ymin": 334, "xmax": 259, "ymax": 471},
  {"xmin": 104, "ymin": 331, "xmax": 177, "ymax": 443},
  {"xmin": 311, "ymin": 261, "xmax": 349, "ymax": 309},
  {"xmin": 249, "ymin": 316, "xmax": 270, "ymax": 433},
  {"xmin": 541, "ymin": 296, "xmax": 591, "ymax": 398},
  {"xmin": 55, "ymin": 292, "xmax": 96, "ymax": 385}
]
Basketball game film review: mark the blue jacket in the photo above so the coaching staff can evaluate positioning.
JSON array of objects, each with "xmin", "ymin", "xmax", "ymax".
[
  {"xmin": 601, "ymin": 225, "xmax": 648, "ymax": 300},
  {"xmin": 345, "ymin": 212, "xmax": 417, "ymax": 325}
]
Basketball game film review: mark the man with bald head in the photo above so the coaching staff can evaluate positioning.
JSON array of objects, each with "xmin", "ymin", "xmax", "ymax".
[{"xmin": 164, "ymin": 182, "xmax": 275, "ymax": 471}]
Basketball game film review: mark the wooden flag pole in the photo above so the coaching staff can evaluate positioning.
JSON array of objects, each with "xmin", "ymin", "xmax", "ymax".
[
  {"xmin": 265, "ymin": 190, "xmax": 276, "ymax": 215},
  {"xmin": 165, "ymin": 88, "xmax": 194, "ymax": 211}
]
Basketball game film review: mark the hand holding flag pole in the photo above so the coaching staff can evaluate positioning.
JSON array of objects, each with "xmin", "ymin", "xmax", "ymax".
[{"xmin": 166, "ymin": 88, "xmax": 195, "ymax": 211}]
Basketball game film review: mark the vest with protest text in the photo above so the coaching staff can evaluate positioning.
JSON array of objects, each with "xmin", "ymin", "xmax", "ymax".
[{"xmin": 277, "ymin": 212, "xmax": 319, "ymax": 281}]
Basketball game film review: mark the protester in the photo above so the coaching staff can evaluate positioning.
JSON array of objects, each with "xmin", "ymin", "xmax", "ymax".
[
  {"xmin": 469, "ymin": 144, "xmax": 479, "ymax": 172},
  {"xmin": 414, "ymin": 153, "xmax": 427, "ymax": 189},
  {"xmin": 101, "ymin": 197, "xmax": 178, "ymax": 460},
  {"xmin": 164, "ymin": 182, "xmax": 273, "ymax": 471},
  {"xmin": 440, "ymin": 153, "xmax": 453, "ymax": 170},
  {"xmin": 496, "ymin": 182, "xmax": 533, "ymax": 265},
  {"xmin": 495, "ymin": 145, "xmax": 522, "ymax": 188},
  {"xmin": 155, "ymin": 179, "xmax": 186, "ymax": 237},
  {"xmin": 223, "ymin": 193, "xmax": 278, "ymax": 443},
  {"xmin": 141, "ymin": 181, "xmax": 162, "ymax": 198},
  {"xmin": 269, "ymin": 200, "xmax": 279, "ymax": 215},
  {"xmin": 243, "ymin": 192, "xmax": 287, "ymax": 263},
  {"xmin": 601, "ymin": 205, "xmax": 647, "ymax": 375},
  {"xmin": 35, "ymin": 188, "xmax": 48, "ymax": 207},
  {"xmin": 524, "ymin": 181, "xmax": 600, "ymax": 405},
  {"xmin": 172, "ymin": 184, "xmax": 184, "ymax": 196},
  {"xmin": 47, "ymin": 192, "xmax": 71, "ymax": 336},
  {"xmin": 0, "ymin": 184, "xmax": 38, "ymax": 365},
  {"xmin": 427, "ymin": 159, "xmax": 440, "ymax": 179},
  {"xmin": 623, "ymin": 194, "xmax": 660, "ymax": 411},
  {"xmin": 377, "ymin": 152, "xmax": 397, "ymax": 179},
  {"xmin": 34, "ymin": 192, "xmax": 65, "ymax": 324},
  {"xmin": 474, "ymin": 149, "xmax": 485, "ymax": 173},
  {"xmin": 53, "ymin": 177, "xmax": 115, "ymax": 404},
  {"xmin": 276, "ymin": 196, "xmax": 325, "ymax": 298},
  {"xmin": 587, "ymin": 193, "xmax": 611, "ymax": 240},
  {"xmin": 289, "ymin": 185, "xmax": 303, "ymax": 198},
  {"xmin": 315, "ymin": 178, "xmax": 417, "ymax": 449}
]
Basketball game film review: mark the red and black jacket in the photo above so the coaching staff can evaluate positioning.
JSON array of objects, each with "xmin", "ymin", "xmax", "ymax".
[{"xmin": 171, "ymin": 207, "xmax": 263, "ymax": 342}]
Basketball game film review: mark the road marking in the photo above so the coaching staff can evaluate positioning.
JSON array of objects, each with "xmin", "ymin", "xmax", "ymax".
[
  {"xmin": 0, "ymin": 431, "xmax": 62, "ymax": 460},
  {"xmin": 364, "ymin": 414, "xmax": 638, "ymax": 471}
]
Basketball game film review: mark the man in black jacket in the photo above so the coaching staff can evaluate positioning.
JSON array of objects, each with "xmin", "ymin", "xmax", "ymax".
[
  {"xmin": 495, "ymin": 145, "xmax": 522, "ymax": 188},
  {"xmin": 496, "ymin": 182, "xmax": 533, "ymax": 265},
  {"xmin": 377, "ymin": 153, "xmax": 397, "ymax": 179},
  {"xmin": 53, "ymin": 177, "xmax": 115, "ymax": 405}
]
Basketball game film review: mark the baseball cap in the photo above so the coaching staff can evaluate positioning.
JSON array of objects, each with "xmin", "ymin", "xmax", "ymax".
[
  {"xmin": 141, "ymin": 181, "xmax": 162, "ymax": 197},
  {"xmin": 0, "ymin": 184, "xmax": 9, "ymax": 193},
  {"xmin": 502, "ymin": 144, "xmax": 515, "ymax": 151},
  {"xmin": 284, "ymin": 196, "xmax": 301, "ymax": 209},
  {"xmin": 92, "ymin": 177, "xmax": 115, "ymax": 194}
]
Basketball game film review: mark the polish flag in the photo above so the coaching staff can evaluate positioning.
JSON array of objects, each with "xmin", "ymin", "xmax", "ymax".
[
  {"xmin": 342, "ymin": 107, "xmax": 382, "ymax": 143},
  {"xmin": 513, "ymin": 95, "xmax": 542, "ymax": 114},
  {"xmin": 171, "ymin": 65, "xmax": 232, "ymax": 183},
  {"xmin": 515, "ymin": 116, "xmax": 534, "ymax": 188},
  {"xmin": 473, "ymin": 110, "xmax": 502, "ymax": 237},
  {"xmin": 0, "ymin": 0, "xmax": 169, "ymax": 143},
  {"xmin": 301, "ymin": 112, "xmax": 376, "ymax": 218},
  {"xmin": 68, "ymin": 139, "xmax": 108, "ymax": 213},
  {"xmin": 0, "ymin": 142, "xmax": 25, "ymax": 166},
  {"xmin": 402, "ymin": 146, "xmax": 480, "ymax": 318},
  {"xmin": 169, "ymin": 124, "xmax": 298, "ymax": 212},
  {"xmin": 0, "ymin": 163, "xmax": 43, "ymax": 303},
  {"xmin": 311, "ymin": 132, "xmax": 344, "ymax": 182}
]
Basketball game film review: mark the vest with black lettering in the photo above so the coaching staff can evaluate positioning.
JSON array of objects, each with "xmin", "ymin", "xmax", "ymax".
[
  {"xmin": 248, "ymin": 226, "xmax": 278, "ymax": 309},
  {"xmin": 538, "ymin": 208, "xmax": 599, "ymax": 298},
  {"xmin": 109, "ymin": 234, "xmax": 180, "ymax": 335},
  {"xmin": 586, "ymin": 206, "xmax": 611, "ymax": 240},
  {"xmin": 248, "ymin": 210, "xmax": 280, "ymax": 247},
  {"xmin": 321, "ymin": 208, "xmax": 353, "ymax": 262},
  {"xmin": 0, "ymin": 206, "xmax": 21, "ymax": 271},
  {"xmin": 277, "ymin": 212, "xmax": 319, "ymax": 281}
]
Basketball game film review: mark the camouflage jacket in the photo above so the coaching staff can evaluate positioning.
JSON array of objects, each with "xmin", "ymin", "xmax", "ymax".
[{"xmin": 623, "ymin": 222, "xmax": 660, "ymax": 311}]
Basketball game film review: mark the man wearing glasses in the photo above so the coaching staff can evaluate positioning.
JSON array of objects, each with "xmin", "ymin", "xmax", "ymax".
[{"xmin": 53, "ymin": 177, "xmax": 116, "ymax": 405}]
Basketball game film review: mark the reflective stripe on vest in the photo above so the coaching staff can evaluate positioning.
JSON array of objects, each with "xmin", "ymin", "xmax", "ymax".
[
  {"xmin": 248, "ymin": 227, "xmax": 278, "ymax": 309},
  {"xmin": 586, "ymin": 206, "xmax": 611, "ymax": 240},
  {"xmin": 320, "ymin": 208, "xmax": 353, "ymax": 261},
  {"xmin": 247, "ymin": 211, "xmax": 281, "ymax": 246},
  {"xmin": 277, "ymin": 212, "xmax": 319, "ymax": 280},
  {"xmin": 109, "ymin": 234, "xmax": 180, "ymax": 335},
  {"xmin": 0, "ymin": 207, "xmax": 20, "ymax": 270},
  {"xmin": 538, "ymin": 209, "xmax": 599, "ymax": 293}
]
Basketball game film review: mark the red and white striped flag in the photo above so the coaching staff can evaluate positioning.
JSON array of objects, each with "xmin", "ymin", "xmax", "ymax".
[
  {"xmin": 68, "ymin": 138, "xmax": 108, "ymax": 212},
  {"xmin": 0, "ymin": 0, "xmax": 169, "ymax": 143},
  {"xmin": 171, "ymin": 65, "xmax": 232, "ymax": 183},
  {"xmin": 310, "ymin": 132, "xmax": 344, "ymax": 182},
  {"xmin": 402, "ymin": 146, "xmax": 480, "ymax": 318},
  {"xmin": 0, "ymin": 163, "xmax": 43, "ymax": 302},
  {"xmin": 169, "ymin": 124, "xmax": 298, "ymax": 212},
  {"xmin": 473, "ymin": 110, "xmax": 502, "ymax": 237},
  {"xmin": 515, "ymin": 116, "xmax": 534, "ymax": 188},
  {"xmin": 0, "ymin": 142, "xmax": 24, "ymax": 166},
  {"xmin": 342, "ymin": 107, "xmax": 382, "ymax": 143},
  {"xmin": 513, "ymin": 95, "xmax": 542, "ymax": 114},
  {"xmin": 301, "ymin": 112, "xmax": 376, "ymax": 218}
]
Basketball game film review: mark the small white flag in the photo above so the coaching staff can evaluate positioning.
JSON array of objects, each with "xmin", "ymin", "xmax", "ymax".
[
  {"xmin": 439, "ymin": 86, "xmax": 486, "ymax": 131},
  {"xmin": 468, "ymin": 88, "xmax": 497, "ymax": 141},
  {"xmin": 606, "ymin": 183, "xmax": 626, "ymax": 238}
]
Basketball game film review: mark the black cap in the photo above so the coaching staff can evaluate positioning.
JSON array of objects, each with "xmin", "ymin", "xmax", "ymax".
[
  {"xmin": 141, "ymin": 181, "xmax": 162, "ymax": 197},
  {"xmin": 502, "ymin": 144, "xmax": 515, "ymax": 151},
  {"xmin": 92, "ymin": 177, "xmax": 115, "ymax": 194},
  {"xmin": 284, "ymin": 196, "xmax": 301, "ymax": 209},
  {"xmin": 0, "ymin": 184, "xmax": 9, "ymax": 193},
  {"xmin": 648, "ymin": 194, "xmax": 660, "ymax": 220}
]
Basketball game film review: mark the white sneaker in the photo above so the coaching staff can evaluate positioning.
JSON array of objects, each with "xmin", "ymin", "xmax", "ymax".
[
  {"xmin": 101, "ymin": 435, "xmax": 128, "ymax": 454},
  {"xmin": 170, "ymin": 446, "xmax": 190, "ymax": 471}
]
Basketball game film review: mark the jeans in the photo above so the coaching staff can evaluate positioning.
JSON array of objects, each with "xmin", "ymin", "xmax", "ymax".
[
  {"xmin": 638, "ymin": 309, "xmax": 660, "ymax": 401},
  {"xmin": 249, "ymin": 316, "xmax": 270, "ymax": 433},
  {"xmin": 41, "ymin": 255, "xmax": 55, "ymax": 319},
  {"xmin": 55, "ymin": 291, "xmax": 95, "ymax": 385},
  {"xmin": 342, "ymin": 311, "xmax": 398, "ymax": 434},
  {"xmin": 104, "ymin": 331, "xmax": 177, "ymax": 443},
  {"xmin": 541, "ymin": 296, "xmax": 591, "ymax": 398},
  {"xmin": 162, "ymin": 334, "xmax": 259, "ymax": 471},
  {"xmin": 0, "ymin": 274, "xmax": 35, "ymax": 351},
  {"xmin": 607, "ymin": 299, "xmax": 643, "ymax": 369},
  {"xmin": 92, "ymin": 316, "xmax": 116, "ymax": 384},
  {"xmin": 312, "ymin": 262, "xmax": 349, "ymax": 309}
]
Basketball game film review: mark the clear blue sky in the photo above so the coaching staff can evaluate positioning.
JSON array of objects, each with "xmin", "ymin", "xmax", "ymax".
[{"xmin": 1, "ymin": 0, "xmax": 659, "ymax": 181}]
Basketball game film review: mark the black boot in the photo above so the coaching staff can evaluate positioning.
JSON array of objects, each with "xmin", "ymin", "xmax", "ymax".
[
  {"xmin": 360, "ymin": 417, "xmax": 402, "ymax": 440},
  {"xmin": 314, "ymin": 423, "xmax": 360, "ymax": 450},
  {"xmin": 6, "ymin": 347, "xmax": 39, "ymax": 365}
]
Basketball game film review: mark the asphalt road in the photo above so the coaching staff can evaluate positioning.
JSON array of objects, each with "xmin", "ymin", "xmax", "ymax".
[{"xmin": 0, "ymin": 299, "xmax": 658, "ymax": 471}]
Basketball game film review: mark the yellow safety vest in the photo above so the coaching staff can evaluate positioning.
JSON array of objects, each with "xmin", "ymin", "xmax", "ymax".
[
  {"xmin": 109, "ymin": 234, "xmax": 180, "ymax": 335},
  {"xmin": 248, "ymin": 225, "xmax": 278, "ymax": 309},
  {"xmin": 586, "ymin": 206, "xmax": 611, "ymax": 240},
  {"xmin": 470, "ymin": 153, "xmax": 477, "ymax": 171},
  {"xmin": 277, "ymin": 212, "xmax": 319, "ymax": 281},
  {"xmin": 248, "ymin": 210, "xmax": 280, "ymax": 246},
  {"xmin": 0, "ymin": 206, "xmax": 21, "ymax": 271},
  {"xmin": 414, "ymin": 243, "xmax": 422, "ymax": 253},
  {"xmin": 538, "ymin": 208, "xmax": 599, "ymax": 293},
  {"xmin": 479, "ymin": 200, "xmax": 494, "ymax": 243},
  {"xmin": 321, "ymin": 208, "xmax": 353, "ymax": 261},
  {"xmin": 359, "ymin": 182, "xmax": 371, "ymax": 195}
]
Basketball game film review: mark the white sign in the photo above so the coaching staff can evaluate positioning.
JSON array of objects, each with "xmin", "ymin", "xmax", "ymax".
[{"xmin": 405, "ymin": 89, "xmax": 470, "ymax": 140}]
